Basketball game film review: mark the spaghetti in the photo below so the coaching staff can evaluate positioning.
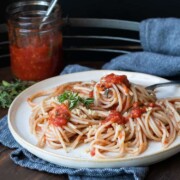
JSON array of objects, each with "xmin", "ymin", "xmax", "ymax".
[{"xmin": 28, "ymin": 73, "xmax": 180, "ymax": 158}]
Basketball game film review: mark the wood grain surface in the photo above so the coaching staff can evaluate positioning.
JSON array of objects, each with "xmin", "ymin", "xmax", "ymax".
[{"xmin": 0, "ymin": 67, "xmax": 179, "ymax": 180}]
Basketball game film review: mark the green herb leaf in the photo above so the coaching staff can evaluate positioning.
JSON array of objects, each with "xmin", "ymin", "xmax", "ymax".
[
  {"xmin": 2, "ymin": 80, "xmax": 10, "ymax": 87},
  {"xmin": 58, "ymin": 91, "xmax": 94, "ymax": 109},
  {"xmin": 79, "ymin": 97, "xmax": 94, "ymax": 108},
  {"xmin": 0, "ymin": 79, "xmax": 34, "ymax": 108}
]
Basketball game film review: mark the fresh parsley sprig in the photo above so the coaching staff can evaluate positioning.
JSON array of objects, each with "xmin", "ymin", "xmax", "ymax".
[
  {"xmin": 0, "ymin": 79, "xmax": 34, "ymax": 108},
  {"xmin": 58, "ymin": 91, "xmax": 94, "ymax": 109}
]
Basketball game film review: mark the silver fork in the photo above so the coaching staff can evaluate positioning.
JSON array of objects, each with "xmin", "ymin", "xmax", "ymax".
[{"xmin": 146, "ymin": 81, "xmax": 180, "ymax": 90}]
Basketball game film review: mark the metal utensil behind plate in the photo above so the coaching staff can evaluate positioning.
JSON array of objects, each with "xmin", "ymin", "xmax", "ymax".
[{"xmin": 146, "ymin": 81, "xmax": 180, "ymax": 90}]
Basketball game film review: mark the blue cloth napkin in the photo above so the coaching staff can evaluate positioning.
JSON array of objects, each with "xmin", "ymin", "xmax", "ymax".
[
  {"xmin": 102, "ymin": 52, "xmax": 180, "ymax": 77},
  {"xmin": 140, "ymin": 18, "xmax": 180, "ymax": 56},
  {"xmin": 102, "ymin": 18, "xmax": 180, "ymax": 78}
]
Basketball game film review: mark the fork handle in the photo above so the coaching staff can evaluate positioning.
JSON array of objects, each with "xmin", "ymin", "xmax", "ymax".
[{"xmin": 146, "ymin": 80, "xmax": 180, "ymax": 90}]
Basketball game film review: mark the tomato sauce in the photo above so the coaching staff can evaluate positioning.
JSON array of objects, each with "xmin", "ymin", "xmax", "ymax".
[
  {"xmin": 89, "ymin": 90, "xmax": 94, "ymax": 98},
  {"xmin": 148, "ymin": 102, "xmax": 159, "ymax": 108},
  {"xmin": 48, "ymin": 104, "xmax": 70, "ymax": 127},
  {"xmin": 10, "ymin": 32, "xmax": 63, "ymax": 81},
  {"xmin": 130, "ymin": 102, "xmax": 160, "ymax": 119},
  {"xmin": 99, "ymin": 73, "xmax": 130, "ymax": 89},
  {"xmin": 130, "ymin": 107, "xmax": 146, "ymax": 119},
  {"xmin": 102, "ymin": 110, "xmax": 128, "ymax": 125},
  {"xmin": 90, "ymin": 148, "xmax": 96, "ymax": 156}
]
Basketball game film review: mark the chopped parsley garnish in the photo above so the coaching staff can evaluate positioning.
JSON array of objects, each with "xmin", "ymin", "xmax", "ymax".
[{"xmin": 58, "ymin": 91, "xmax": 94, "ymax": 109}]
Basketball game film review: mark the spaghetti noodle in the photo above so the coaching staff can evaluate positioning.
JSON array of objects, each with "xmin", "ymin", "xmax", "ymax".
[{"xmin": 28, "ymin": 73, "xmax": 180, "ymax": 158}]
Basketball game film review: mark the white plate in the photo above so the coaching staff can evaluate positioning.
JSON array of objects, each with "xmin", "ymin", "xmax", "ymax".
[{"xmin": 8, "ymin": 70, "xmax": 180, "ymax": 168}]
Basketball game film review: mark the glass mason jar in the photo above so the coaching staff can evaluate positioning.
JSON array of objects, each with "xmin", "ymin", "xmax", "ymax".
[{"xmin": 7, "ymin": 1, "xmax": 63, "ymax": 81}]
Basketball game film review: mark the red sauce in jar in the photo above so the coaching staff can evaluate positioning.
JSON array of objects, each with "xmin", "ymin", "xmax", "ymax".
[
  {"xmin": 102, "ymin": 110, "xmax": 128, "ymax": 125},
  {"xmin": 48, "ymin": 104, "xmax": 70, "ymax": 127},
  {"xmin": 10, "ymin": 31, "xmax": 63, "ymax": 81}
]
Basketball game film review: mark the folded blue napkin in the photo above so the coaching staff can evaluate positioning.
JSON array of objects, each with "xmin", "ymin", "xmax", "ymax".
[
  {"xmin": 102, "ymin": 52, "xmax": 180, "ymax": 77},
  {"xmin": 140, "ymin": 18, "xmax": 180, "ymax": 56},
  {"xmin": 102, "ymin": 18, "xmax": 180, "ymax": 78}
]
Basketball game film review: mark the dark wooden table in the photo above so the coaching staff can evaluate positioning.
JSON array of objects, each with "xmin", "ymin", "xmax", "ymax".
[{"xmin": 0, "ymin": 67, "xmax": 179, "ymax": 180}]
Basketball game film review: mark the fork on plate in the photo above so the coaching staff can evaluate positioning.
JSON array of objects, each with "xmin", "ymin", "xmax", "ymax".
[{"xmin": 146, "ymin": 81, "xmax": 180, "ymax": 90}]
